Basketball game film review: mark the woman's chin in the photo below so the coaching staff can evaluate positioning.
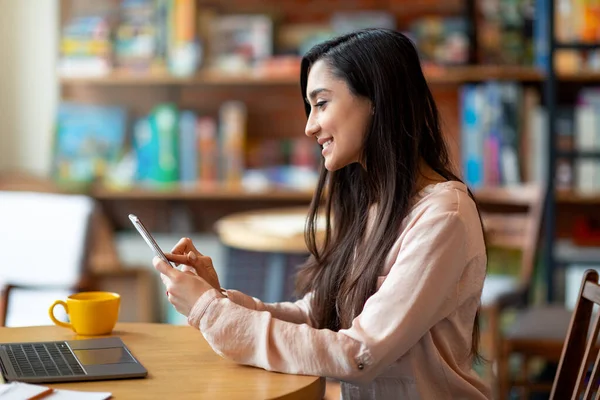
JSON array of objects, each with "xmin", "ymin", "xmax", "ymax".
[{"xmin": 324, "ymin": 158, "xmax": 343, "ymax": 172}]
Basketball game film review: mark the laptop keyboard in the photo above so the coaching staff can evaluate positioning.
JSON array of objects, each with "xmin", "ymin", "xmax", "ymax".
[{"xmin": 3, "ymin": 342, "xmax": 85, "ymax": 378}]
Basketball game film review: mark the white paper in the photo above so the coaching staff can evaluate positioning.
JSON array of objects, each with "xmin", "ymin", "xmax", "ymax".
[
  {"xmin": 46, "ymin": 388, "xmax": 112, "ymax": 399},
  {"xmin": 0, "ymin": 382, "xmax": 50, "ymax": 399},
  {"xmin": 0, "ymin": 382, "xmax": 112, "ymax": 399}
]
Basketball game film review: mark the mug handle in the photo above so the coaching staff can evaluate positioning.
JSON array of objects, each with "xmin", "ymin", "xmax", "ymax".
[{"xmin": 48, "ymin": 300, "xmax": 72, "ymax": 329}]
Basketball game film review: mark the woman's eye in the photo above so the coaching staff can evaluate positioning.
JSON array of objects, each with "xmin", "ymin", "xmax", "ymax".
[{"xmin": 315, "ymin": 101, "xmax": 327, "ymax": 108}]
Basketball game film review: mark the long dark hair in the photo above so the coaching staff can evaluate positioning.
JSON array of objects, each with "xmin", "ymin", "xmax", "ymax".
[{"xmin": 296, "ymin": 28, "xmax": 483, "ymax": 362}]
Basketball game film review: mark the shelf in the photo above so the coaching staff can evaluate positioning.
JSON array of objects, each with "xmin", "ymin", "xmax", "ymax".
[
  {"xmin": 554, "ymin": 257, "xmax": 600, "ymax": 266},
  {"xmin": 554, "ymin": 240, "xmax": 600, "ymax": 266},
  {"xmin": 60, "ymin": 65, "xmax": 545, "ymax": 87},
  {"xmin": 60, "ymin": 71, "xmax": 300, "ymax": 86},
  {"xmin": 555, "ymin": 191, "xmax": 600, "ymax": 205},
  {"xmin": 88, "ymin": 185, "xmax": 600, "ymax": 204},
  {"xmin": 555, "ymin": 42, "xmax": 600, "ymax": 50},
  {"xmin": 473, "ymin": 185, "xmax": 540, "ymax": 206},
  {"xmin": 556, "ymin": 71, "xmax": 600, "ymax": 82},
  {"xmin": 91, "ymin": 184, "xmax": 314, "ymax": 201},
  {"xmin": 424, "ymin": 65, "xmax": 544, "ymax": 83},
  {"xmin": 557, "ymin": 150, "xmax": 600, "ymax": 158}
]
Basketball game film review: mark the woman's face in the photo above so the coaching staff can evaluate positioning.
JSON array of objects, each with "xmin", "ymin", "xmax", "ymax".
[{"xmin": 305, "ymin": 60, "xmax": 373, "ymax": 171}]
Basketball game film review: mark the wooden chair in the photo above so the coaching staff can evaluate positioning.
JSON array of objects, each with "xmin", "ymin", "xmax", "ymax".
[
  {"xmin": 0, "ymin": 172, "xmax": 160, "ymax": 324},
  {"xmin": 550, "ymin": 269, "xmax": 600, "ymax": 399},
  {"xmin": 0, "ymin": 185, "xmax": 96, "ymax": 326},
  {"xmin": 493, "ymin": 198, "xmax": 599, "ymax": 397},
  {"xmin": 473, "ymin": 184, "xmax": 545, "ymax": 396}
]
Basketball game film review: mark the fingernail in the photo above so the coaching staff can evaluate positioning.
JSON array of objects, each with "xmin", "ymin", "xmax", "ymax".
[{"xmin": 188, "ymin": 251, "xmax": 197, "ymax": 261}]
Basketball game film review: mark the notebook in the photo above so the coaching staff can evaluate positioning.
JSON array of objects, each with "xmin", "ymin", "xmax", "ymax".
[{"xmin": 0, "ymin": 381, "xmax": 111, "ymax": 399}]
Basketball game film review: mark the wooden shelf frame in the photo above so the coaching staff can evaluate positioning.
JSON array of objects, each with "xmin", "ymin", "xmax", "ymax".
[
  {"xmin": 91, "ymin": 184, "xmax": 314, "ymax": 201},
  {"xmin": 60, "ymin": 67, "xmax": 600, "ymax": 86},
  {"xmin": 60, "ymin": 65, "xmax": 546, "ymax": 86},
  {"xmin": 87, "ymin": 184, "xmax": 600, "ymax": 205}
]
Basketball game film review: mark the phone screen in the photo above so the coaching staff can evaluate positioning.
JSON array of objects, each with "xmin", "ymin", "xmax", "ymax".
[{"xmin": 128, "ymin": 214, "xmax": 174, "ymax": 267}]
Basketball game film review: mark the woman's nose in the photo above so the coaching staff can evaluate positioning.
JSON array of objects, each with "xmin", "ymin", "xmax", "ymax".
[{"xmin": 305, "ymin": 117, "xmax": 320, "ymax": 137}]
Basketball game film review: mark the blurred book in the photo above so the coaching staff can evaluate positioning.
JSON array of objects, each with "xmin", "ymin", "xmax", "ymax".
[
  {"xmin": 114, "ymin": 0, "xmax": 158, "ymax": 74},
  {"xmin": 207, "ymin": 15, "xmax": 273, "ymax": 73},
  {"xmin": 52, "ymin": 103, "xmax": 127, "ymax": 185},
  {"xmin": 59, "ymin": 15, "xmax": 113, "ymax": 77},
  {"xmin": 330, "ymin": 11, "xmax": 396, "ymax": 34},
  {"xmin": 410, "ymin": 16, "xmax": 470, "ymax": 66},
  {"xmin": 460, "ymin": 82, "xmax": 529, "ymax": 189},
  {"xmin": 219, "ymin": 101, "xmax": 247, "ymax": 184},
  {"xmin": 179, "ymin": 110, "xmax": 198, "ymax": 185},
  {"xmin": 130, "ymin": 103, "xmax": 180, "ymax": 189},
  {"xmin": 476, "ymin": 0, "xmax": 534, "ymax": 66}
]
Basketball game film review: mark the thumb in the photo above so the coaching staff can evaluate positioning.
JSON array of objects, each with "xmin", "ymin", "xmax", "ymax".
[
  {"xmin": 187, "ymin": 251, "xmax": 197, "ymax": 262},
  {"xmin": 153, "ymin": 256, "xmax": 177, "ymax": 278},
  {"xmin": 181, "ymin": 264, "xmax": 198, "ymax": 276}
]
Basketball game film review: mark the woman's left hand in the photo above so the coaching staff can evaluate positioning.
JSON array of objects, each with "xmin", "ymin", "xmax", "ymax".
[{"xmin": 153, "ymin": 256, "xmax": 219, "ymax": 317}]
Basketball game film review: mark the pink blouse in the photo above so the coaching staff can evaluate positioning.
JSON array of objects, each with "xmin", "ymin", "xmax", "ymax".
[{"xmin": 188, "ymin": 181, "xmax": 492, "ymax": 399}]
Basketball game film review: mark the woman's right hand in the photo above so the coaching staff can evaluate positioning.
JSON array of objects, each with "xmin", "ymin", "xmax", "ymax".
[{"xmin": 164, "ymin": 237, "xmax": 221, "ymax": 291}]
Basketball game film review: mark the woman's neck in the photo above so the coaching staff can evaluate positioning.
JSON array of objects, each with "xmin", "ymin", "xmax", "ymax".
[{"xmin": 415, "ymin": 160, "xmax": 447, "ymax": 193}]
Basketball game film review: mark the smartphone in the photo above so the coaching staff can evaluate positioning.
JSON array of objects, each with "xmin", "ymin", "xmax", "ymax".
[{"xmin": 128, "ymin": 214, "xmax": 174, "ymax": 268}]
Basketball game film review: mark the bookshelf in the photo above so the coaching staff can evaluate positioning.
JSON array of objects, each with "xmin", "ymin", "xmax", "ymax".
[
  {"xmin": 542, "ymin": 1, "xmax": 600, "ymax": 302},
  {"xmin": 59, "ymin": 1, "xmax": 568, "ymax": 223},
  {"xmin": 60, "ymin": 65, "xmax": 545, "ymax": 86},
  {"xmin": 55, "ymin": 0, "xmax": 573, "ymax": 234}
]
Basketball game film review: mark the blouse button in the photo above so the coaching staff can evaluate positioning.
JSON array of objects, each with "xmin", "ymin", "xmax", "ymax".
[{"xmin": 357, "ymin": 363, "xmax": 364, "ymax": 370}]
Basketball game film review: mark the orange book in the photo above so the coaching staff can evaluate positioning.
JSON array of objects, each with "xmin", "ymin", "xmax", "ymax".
[{"xmin": 174, "ymin": 0, "xmax": 196, "ymax": 43}]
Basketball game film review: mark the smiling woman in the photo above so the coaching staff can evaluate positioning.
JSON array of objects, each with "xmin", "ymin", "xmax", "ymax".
[
  {"xmin": 155, "ymin": 28, "xmax": 491, "ymax": 400},
  {"xmin": 304, "ymin": 61, "xmax": 373, "ymax": 171}
]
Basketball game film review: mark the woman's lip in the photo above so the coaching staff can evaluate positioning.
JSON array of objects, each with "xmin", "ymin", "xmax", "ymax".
[
  {"xmin": 317, "ymin": 137, "xmax": 333, "ymax": 145},
  {"xmin": 322, "ymin": 140, "xmax": 333, "ymax": 156}
]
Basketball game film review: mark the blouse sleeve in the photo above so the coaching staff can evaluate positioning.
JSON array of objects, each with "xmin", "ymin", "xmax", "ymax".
[
  {"xmin": 223, "ymin": 289, "xmax": 316, "ymax": 327},
  {"xmin": 188, "ymin": 209, "xmax": 474, "ymax": 383}
]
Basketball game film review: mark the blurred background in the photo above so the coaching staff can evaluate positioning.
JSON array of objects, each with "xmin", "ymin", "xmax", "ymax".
[{"xmin": 1, "ymin": 0, "xmax": 600, "ymax": 398}]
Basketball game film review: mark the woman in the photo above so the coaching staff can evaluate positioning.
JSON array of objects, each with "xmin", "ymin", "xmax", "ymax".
[{"xmin": 154, "ymin": 28, "xmax": 491, "ymax": 399}]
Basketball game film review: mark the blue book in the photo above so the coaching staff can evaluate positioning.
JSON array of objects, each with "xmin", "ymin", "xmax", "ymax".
[
  {"xmin": 53, "ymin": 102, "xmax": 127, "ymax": 184},
  {"xmin": 179, "ymin": 110, "xmax": 198, "ymax": 184},
  {"xmin": 461, "ymin": 85, "xmax": 485, "ymax": 189}
]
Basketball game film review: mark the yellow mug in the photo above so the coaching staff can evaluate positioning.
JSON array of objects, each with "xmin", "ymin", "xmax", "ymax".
[{"xmin": 49, "ymin": 291, "xmax": 120, "ymax": 336}]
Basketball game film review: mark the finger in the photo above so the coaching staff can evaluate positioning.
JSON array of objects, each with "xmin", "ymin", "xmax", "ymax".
[
  {"xmin": 153, "ymin": 256, "xmax": 178, "ymax": 278},
  {"xmin": 164, "ymin": 253, "xmax": 189, "ymax": 264},
  {"xmin": 198, "ymin": 255, "xmax": 212, "ymax": 267},
  {"xmin": 172, "ymin": 237, "xmax": 204, "ymax": 257},
  {"xmin": 170, "ymin": 237, "xmax": 194, "ymax": 255},
  {"xmin": 159, "ymin": 273, "xmax": 171, "ymax": 286},
  {"xmin": 187, "ymin": 251, "xmax": 198, "ymax": 262}
]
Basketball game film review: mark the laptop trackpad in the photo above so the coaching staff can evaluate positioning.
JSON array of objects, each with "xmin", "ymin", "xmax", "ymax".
[{"xmin": 73, "ymin": 348, "xmax": 135, "ymax": 365}]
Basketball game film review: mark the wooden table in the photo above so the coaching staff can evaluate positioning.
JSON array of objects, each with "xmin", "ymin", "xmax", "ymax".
[
  {"xmin": 215, "ymin": 207, "xmax": 315, "ymax": 254},
  {"xmin": 0, "ymin": 323, "xmax": 325, "ymax": 400}
]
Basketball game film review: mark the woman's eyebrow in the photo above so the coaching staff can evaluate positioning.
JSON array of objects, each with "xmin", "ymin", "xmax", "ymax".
[{"xmin": 307, "ymin": 88, "xmax": 332, "ymax": 102}]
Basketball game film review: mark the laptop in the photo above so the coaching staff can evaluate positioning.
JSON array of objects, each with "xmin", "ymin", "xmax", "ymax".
[{"xmin": 0, "ymin": 337, "xmax": 147, "ymax": 383}]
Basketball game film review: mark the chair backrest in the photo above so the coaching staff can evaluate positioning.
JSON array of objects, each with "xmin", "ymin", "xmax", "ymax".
[
  {"xmin": 551, "ymin": 269, "xmax": 600, "ymax": 399},
  {"xmin": 475, "ymin": 184, "xmax": 545, "ymax": 288},
  {"xmin": 0, "ymin": 190, "xmax": 95, "ymax": 287},
  {"xmin": 3, "ymin": 285, "xmax": 75, "ymax": 327},
  {"xmin": 0, "ymin": 172, "xmax": 97, "ymax": 326}
]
